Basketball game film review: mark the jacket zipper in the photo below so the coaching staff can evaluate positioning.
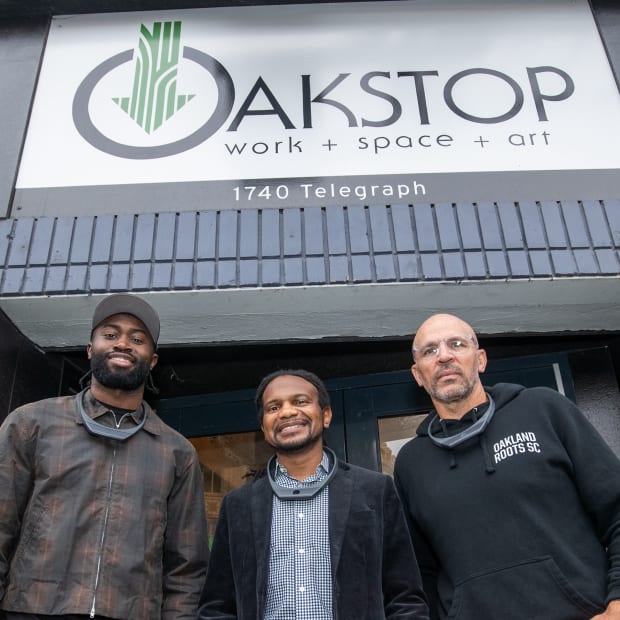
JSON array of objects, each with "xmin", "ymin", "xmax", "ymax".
[{"xmin": 90, "ymin": 413, "xmax": 129, "ymax": 618}]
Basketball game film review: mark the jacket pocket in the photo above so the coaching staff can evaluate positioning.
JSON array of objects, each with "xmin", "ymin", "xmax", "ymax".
[
  {"xmin": 447, "ymin": 556, "xmax": 602, "ymax": 620},
  {"xmin": 11, "ymin": 503, "xmax": 48, "ymax": 574}
]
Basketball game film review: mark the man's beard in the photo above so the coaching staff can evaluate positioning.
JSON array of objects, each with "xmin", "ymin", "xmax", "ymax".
[
  {"xmin": 430, "ymin": 382, "xmax": 475, "ymax": 404},
  {"xmin": 428, "ymin": 367, "xmax": 478, "ymax": 404},
  {"xmin": 90, "ymin": 350, "xmax": 151, "ymax": 392}
]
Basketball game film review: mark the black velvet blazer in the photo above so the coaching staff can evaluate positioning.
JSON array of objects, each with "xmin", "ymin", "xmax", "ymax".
[{"xmin": 197, "ymin": 459, "xmax": 429, "ymax": 620}]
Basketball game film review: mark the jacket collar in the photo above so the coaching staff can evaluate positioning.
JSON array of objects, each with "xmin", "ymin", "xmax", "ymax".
[{"xmin": 74, "ymin": 388, "xmax": 161, "ymax": 436}]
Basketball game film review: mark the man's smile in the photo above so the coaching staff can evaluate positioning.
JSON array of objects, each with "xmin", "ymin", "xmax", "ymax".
[
  {"xmin": 276, "ymin": 419, "xmax": 308, "ymax": 435},
  {"xmin": 107, "ymin": 352, "xmax": 135, "ymax": 368}
]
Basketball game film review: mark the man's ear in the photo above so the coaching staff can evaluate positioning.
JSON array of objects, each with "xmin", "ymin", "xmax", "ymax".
[
  {"xmin": 477, "ymin": 348, "xmax": 487, "ymax": 373},
  {"xmin": 86, "ymin": 343, "xmax": 93, "ymax": 360},
  {"xmin": 411, "ymin": 363, "xmax": 423, "ymax": 387},
  {"xmin": 322, "ymin": 406, "xmax": 333, "ymax": 429},
  {"xmin": 149, "ymin": 352, "xmax": 159, "ymax": 370}
]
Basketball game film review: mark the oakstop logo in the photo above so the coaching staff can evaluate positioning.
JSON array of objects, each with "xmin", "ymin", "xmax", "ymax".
[
  {"xmin": 73, "ymin": 20, "xmax": 235, "ymax": 159},
  {"xmin": 73, "ymin": 18, "xmax": 577, "ymax": 161}
]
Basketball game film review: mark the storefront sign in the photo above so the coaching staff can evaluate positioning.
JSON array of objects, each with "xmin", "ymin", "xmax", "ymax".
[{"xmin": 13, "ymin": 0, "xmax": 620, "ymax": 215}]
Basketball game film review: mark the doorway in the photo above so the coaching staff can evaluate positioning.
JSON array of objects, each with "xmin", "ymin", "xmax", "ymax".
[{"xmin": 156, "ymin": 351, "xmax": 573, "ymax": 537}]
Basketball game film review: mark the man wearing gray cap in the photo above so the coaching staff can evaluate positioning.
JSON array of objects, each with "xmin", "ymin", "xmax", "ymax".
[{"xmin": 0, "ymin": 294, "xmax": 208, "ymax": 620}]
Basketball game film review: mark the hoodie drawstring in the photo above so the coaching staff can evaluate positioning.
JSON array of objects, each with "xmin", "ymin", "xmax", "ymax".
[
  {"xmin": 479, "ymin": 436, "xmax": 496, "ymax": 474},
  {"xmin": 439, "ymin": 419, "xmax": 459, "ymax": 469},
  {"xmin": 470, "ymin": 409, "xmax": 496, "ymax": 474},
  {"xmin": 436, "ymin": 409, "xmax": 496, "ymax": 474}
]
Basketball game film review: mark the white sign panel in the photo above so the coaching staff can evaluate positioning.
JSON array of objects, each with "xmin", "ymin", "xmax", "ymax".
[{"xmin": 14, "ymin": 0, "xmax": 620, "ymax": 215}]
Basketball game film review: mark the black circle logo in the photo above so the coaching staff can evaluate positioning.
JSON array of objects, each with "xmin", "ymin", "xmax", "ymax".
[{"xmin": 73, "ymin": 47, "xmax": 235, "ymax": 159}]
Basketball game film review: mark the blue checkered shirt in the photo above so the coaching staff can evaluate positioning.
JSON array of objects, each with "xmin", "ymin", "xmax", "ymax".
[{"xmin": 264, "ymin": 451, "xmax": 333, "ymax": 620}]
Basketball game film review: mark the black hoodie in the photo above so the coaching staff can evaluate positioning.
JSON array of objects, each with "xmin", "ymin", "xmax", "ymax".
[{"xmin": 394, "ymin": 383, "xmax": 620, "ymax": 620}]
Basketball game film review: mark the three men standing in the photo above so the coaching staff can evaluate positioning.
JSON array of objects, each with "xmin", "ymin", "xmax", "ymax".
[
  {"xmin": 3, "ymin": 299, "xmax": 619, "ymax": 620},
  {"xmin": 0, "ymin": 294, "xmax": 208, "ymax": 619},
  {"xmin": 395, "ymin": 313, "xmax": 620, "ymax": 620}
]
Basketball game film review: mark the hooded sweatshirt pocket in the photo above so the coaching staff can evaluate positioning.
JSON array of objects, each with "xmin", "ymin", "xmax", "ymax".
[{"xmin": 446, "ymin": 556, "xmax": 602, "ymax": 620}]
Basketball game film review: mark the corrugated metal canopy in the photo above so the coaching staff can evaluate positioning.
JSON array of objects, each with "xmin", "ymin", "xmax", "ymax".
[{"xmin": 0, "ymin": 200, "xmax": 618, "ymax": 348}]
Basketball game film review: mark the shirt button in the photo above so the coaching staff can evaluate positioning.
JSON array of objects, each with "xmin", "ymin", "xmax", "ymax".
[
  {"xmin": 299, "ymin": 586, "xmax": 305, "ymax": 593},
  {"xmin": 298, "ymin": 513, "xmax": 304, "ymax": 519},
  {"xmin": 298, "ymin": 548, "xmax": 305, "ymax": 554}
]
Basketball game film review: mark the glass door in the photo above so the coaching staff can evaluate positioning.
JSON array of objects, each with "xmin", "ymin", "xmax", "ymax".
[
  {"xmin": 156, "ymin": 352, "xmax": 574, "ymax": 535},
  {"xmin": 156, "ymin": 386, "xmax": 345, "ymax": 540},
  {"xmin": 341, "ymin": 352, "xmax": 574, "ymax": 474}
]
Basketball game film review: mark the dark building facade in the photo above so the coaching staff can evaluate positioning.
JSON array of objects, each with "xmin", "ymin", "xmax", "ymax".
[{"xmin": 0, "ymin": 1, "xmax": 618, "ymax": 509}]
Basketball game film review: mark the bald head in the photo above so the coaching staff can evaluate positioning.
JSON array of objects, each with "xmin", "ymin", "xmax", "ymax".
[{"xmin": 412, "ymin": 313, "xmax": 478, "ymax": 356}]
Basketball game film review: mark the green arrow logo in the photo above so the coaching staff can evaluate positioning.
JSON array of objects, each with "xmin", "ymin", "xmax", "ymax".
[{"xmin": 113, "ymin": 21, "xmax": 194, "ymax": 134}]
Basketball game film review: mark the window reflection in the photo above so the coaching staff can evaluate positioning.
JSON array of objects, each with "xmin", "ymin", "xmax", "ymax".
[
  {"xmin": 190, "ymin": 432, "xmax": 273, "ymax": 540},
  {"xmin": 378, "ymin": 414, "xmax": 427, "ymax": 476}
]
